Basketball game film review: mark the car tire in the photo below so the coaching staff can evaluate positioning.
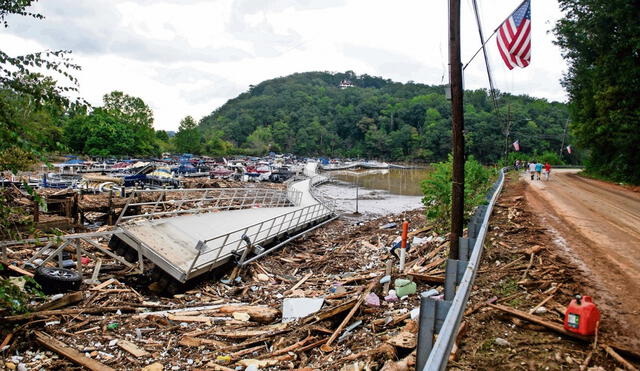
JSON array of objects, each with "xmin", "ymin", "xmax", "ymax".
[{"xmin": 34, "ymin": 266, "xmax": 82, "ymax": 294}]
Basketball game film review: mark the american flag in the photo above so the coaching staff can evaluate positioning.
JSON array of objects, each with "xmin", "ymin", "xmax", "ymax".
[
  {"xmin": 513, "ymin": 140, "xmax": 520, "ymax": 151},
  {"xmin": 497, "ymin": 0, "xmax": 531, "ymax": 70}
]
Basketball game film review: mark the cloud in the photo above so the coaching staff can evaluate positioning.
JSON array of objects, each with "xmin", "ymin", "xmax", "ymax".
[
  {"xmin": 341, "ymin": 44, "xmax": 443, "ymax": 83},
  {"xmin": 5, "ymin": 0, "xmax": 250, "ymax": 63}
]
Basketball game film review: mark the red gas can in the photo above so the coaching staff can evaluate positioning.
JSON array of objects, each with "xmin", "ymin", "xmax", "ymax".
[{"xmin": 564, "ymin": 295, "xmax": 600, "ymax": 336}]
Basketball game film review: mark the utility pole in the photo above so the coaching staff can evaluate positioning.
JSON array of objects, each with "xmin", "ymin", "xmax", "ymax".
[
  {"xmin": 559, "ymin": 118, "xmax": 569, "ymax": 158},
  {"xmin": 503, "ymin": 104, "xmax": 512, "ymax": 160},
  {"xmin": 449, "ymin": 0, "xmax": 464, "ymax": 259}
]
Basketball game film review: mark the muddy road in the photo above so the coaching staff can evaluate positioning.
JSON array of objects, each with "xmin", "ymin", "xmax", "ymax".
[{"xmin": 524, "ymin": 169, "xmax": 640, "ymax": 345}]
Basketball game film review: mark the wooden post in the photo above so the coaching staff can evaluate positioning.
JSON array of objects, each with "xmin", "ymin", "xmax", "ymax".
[
  {"xmin": 449, "ymin": 0, "xmax": 464, "ymax": 259},
  {"xmin": 107, "ymin": 189, "xmax": 113, "ymax": 225},
  {"xmin": 32, "ymin": 199, "xmax": 40, "ymax": 224}
]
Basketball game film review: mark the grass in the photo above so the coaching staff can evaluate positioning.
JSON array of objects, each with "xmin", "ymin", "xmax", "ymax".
[{"xmin": 497, "ymin": 278, "xmax": 519, "ymax": 297}]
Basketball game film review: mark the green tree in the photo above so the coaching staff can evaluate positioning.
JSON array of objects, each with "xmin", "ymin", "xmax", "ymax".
[
  {"xmin": 246, "ymin": 125, "xmax": 273, "ymax": 154},
  {"xmin": 102, "ymin": 91, "xmax": 157, "ymax": 156},
  {"xmin": 1, "ymin": 0, "xmax": 81, "ymax": 172},
  {"xmin": 174, "ymin": 116, "xmax": 201, "ymax": 154},
  {"xmin": 554, "ymin": 0, "xmax": 640, "ymax": 183}
]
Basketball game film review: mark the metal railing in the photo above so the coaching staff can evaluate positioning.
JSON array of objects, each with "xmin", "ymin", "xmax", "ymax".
[
  {"xmin": 116, "ymin": 187, "xmax": 302, "ymax": 224},
  {"xmin": 184, "ymin": 202, "xmax": 333, "ymax": 278},
  {"xmin": 309, "ymin": 175, "xmax": 337, "ymax": 212},
  {"xmin": 419, "ymin": 168, "xmax": 507, "ymax": 370},
  {"xmin": 182, "ymin": 173, "xmax": 337, "ymax": 279}
]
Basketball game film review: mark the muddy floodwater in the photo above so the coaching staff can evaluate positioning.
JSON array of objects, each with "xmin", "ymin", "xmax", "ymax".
[{"xmin": 317, "ymin": 168, "xmax": 430, "ymax": 218}]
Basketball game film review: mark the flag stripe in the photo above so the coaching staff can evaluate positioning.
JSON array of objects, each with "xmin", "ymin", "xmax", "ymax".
[{"xmin": 496, "ymin": 0, "xmax": 531, "ymax": 70}]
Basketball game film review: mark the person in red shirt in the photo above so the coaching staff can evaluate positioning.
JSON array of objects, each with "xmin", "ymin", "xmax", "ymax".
[{"xmin": 544, "ymin": 162, "xmax": 551, "ymax": 180}]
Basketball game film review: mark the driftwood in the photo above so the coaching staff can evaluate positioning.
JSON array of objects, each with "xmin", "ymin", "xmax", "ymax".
[
  {"xmin": 34, "ymin": 331, "xmax": 115, "ymax": 371},
  {"xmin": 5, "ymin": 306, "xmax": 138, "ymax": 321},
  {"xmin": 602, "ymin": 345, "xmax": 639, "ymax": 371},
  {"xmin": 217, "ymin": 305, "xmax": 279, "ymax": 324},
  {"xmin": 321, "ymin": 278, "xmax": 378, "ymax": 352},
  {"xmin": 489, "ymin": 303, "xmax": 591, "ymax": 342},
  {"xmin": 33, "ymin": 292, "xmax": 84, "ymax": 312}
]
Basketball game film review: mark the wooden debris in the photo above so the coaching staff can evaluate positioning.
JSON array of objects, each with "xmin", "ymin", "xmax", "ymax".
[
  {"xmin": 90, "ymin": 278, "xmax": 118, "ymax": 291},
  {"xmin": 217, "ymin": 305, "xmax": 279, "ymax": 323},
  {"xmin": 5, "ymin": 306, "xmax": 137, "ymax": 321},
  {"xmin": 407, "ymin": 272, "xmax": 445, "ymax": 284},
  {"xmin": 528, "ymin": 284, "xmax": 562, "ymax": 314},
  {"xmin": 117, "ymin": 340, "xmax": 149, "ymax": 358},
  {"xmin": 338, "ymin": 343, "xmax": 396, "ymax": 362},
  {"xmin": 33, "ymin": 291, "xmax": 83, "ymax": 312},
  {"xmin": 321, "ymin": 278, "xmax": 378, "ymax": 352},
  {"xmin": 285, "ymin": 272, "xmax": 313, "ymax": 294},
  {"xmin": 201, "ymin": 363, "xmax": 236, "ymax": 371},
  {"xmin": 489, "ymin": 303, "xmax": 592, "ymax": 342},
  {"xmin": 178, "ymin": 336, "xmax": 227, "ymax": 348},
  {"xmin": 34, "ymin": 331, "xmax": 115, "ymax": 371},
  {"xmin": 602, "ymin": 345, "xmax": 639, "ymax": 371},
  {"xmin": 386, "ymin": 331, "xmax": 416, "ymax": 349}
]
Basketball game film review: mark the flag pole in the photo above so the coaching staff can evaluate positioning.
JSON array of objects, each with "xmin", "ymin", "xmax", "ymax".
[{"xmin": 449, "ymin": 0, "xmax": 464, "ymax": 259}]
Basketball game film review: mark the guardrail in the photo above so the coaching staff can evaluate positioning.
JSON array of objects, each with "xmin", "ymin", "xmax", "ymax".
[
  {"xmin": 116, "ymin": 187, "xmax": 302, "ymax": 224},
  {"xmin": 417, "ymin": 167, "xmax": 508, "ymax": 370}
]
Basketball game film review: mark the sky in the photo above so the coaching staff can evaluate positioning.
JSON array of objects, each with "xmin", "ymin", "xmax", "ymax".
[{"xmin": 1, "ymin": 0, "xmax": 569, "ymax": 131}]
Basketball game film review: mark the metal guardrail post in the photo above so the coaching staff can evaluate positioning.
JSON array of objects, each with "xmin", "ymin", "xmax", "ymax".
[{"xmin": 416, "ymin": 295, "xmax": 453, "ymax": 370}]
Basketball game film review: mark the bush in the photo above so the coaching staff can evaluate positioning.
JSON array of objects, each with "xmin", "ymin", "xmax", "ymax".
[{"xmin": 421, "ymin": 155, "xmax": 496, "ymax": 232}]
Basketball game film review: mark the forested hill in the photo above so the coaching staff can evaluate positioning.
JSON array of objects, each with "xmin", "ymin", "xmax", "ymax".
[{"xmin": 199, "ymin": 71, "xmax": 571, "ymax": 164}]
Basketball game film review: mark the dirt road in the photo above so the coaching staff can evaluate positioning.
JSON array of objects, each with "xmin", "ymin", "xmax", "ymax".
[{"xmin": 524, "ymin": 169, "xmax": 640, "ymax": 345}]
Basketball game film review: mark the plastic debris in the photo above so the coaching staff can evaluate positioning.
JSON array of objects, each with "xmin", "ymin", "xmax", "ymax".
[
  {"xmin": 495, "ymin": 337, "xmax": 511, "ymax": 347},
  {"xmin": 107, "ymin": 322, "xmax": 119, "ymax": 331},
  {"xmin": 380, "ymin": 222, "xmax": 397, "ymax": 229},
  {"xmin": 379, "ymin": 275, "xmax": 391, "ymax": 284},
  {"xmin": 421, "ymin": 289, "xmax": 439, "ymax": 297},
  {"xmin": 394, "ymin": 279, "xmax": 417, "ymax": 297},
  {"xmin": 365, "ymin": 292, "xmax": 380, "ymax": 307},
  {"xmin": 282, "ymin": 297, "xmax": 324, "ymax": 322}
]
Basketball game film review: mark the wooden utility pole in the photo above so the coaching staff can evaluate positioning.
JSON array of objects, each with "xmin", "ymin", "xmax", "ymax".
[{"xmin": 449, "ymin": 0, "xmax": 464, "ymax": 259}]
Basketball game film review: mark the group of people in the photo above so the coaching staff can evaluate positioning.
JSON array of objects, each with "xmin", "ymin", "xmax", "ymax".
[{"xmin": 514, "ymin": 159, "xmax": 551, "ymax": 181}]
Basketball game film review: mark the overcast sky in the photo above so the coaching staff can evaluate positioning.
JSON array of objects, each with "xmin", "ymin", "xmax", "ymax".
[{"xmin": 1, "ymin": 0, "xmax": 568, "ymax": 131}]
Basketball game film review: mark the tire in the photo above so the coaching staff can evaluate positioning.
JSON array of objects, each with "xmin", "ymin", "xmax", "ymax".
[
  {"xmin": 34, "ymin": 266, "xmax": 82, "ymax": 294},
  {"xmin": 124, "ymin": 248, "xmax": 139, "ymax": 263}
]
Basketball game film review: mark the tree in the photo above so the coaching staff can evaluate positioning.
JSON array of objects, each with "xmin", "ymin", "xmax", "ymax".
[
  {"xmin": 246, "ymin": 125, "xmax": 273, "ymax": 154},
  {"xmin": 102, "ymin": 91, "xmax": 157, "ymax": 156},
  {"xmin": 1, "ymin": 0, "xmax": 81, "ymax": 172},
  {"xmin": 174, "ymin": 116, "xmax": 201, "ymax": 154},
  {"xmin": 554, "ymin": 0, "xmax": 640, "ymax": 183},
  {"xmin": 103, "ymin": 91, "xmax": 154, "ymax": 129}
]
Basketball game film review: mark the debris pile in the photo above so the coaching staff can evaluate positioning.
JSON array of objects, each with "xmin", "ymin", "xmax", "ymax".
[{"xmin": 0, "ymin": 209, "xmax": 457, "ymax": 370}]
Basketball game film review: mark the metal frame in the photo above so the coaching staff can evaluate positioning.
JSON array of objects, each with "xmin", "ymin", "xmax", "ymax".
[
  {"xmin": 0, "ymin": 230, "xmax": 142, "ymax": 280},
  {"xmin": 116, "ymin": 187, "xmax": 302, "ymax": 224}
]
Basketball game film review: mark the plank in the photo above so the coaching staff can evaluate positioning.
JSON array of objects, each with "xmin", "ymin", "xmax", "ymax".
[
  {"xmin": 117, "ymin": 339, "xmax": 150, "ymax": 358},
  {"xmin": 33, "ymin": 291, "xmax": 83, "ymax": 312},
  {"xmin": 34, "ymin": 331, "xmax": 115, "ymax": 371}
]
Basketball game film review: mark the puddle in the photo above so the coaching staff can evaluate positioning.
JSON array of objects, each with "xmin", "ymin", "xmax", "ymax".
[{"xmin": 317, "ymin": 168, "xmax": 429, "ymax": 219}]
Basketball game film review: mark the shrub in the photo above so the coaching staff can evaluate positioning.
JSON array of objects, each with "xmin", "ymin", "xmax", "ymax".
[{"xmin": 421, "ymin": 155, "xmax": 496, "ymax": 232}]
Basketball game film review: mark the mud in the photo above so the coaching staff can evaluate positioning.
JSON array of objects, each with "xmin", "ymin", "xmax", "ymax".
[{"xmin": 523, "ymin": 169, "xmax": 640, "ymax": 347}]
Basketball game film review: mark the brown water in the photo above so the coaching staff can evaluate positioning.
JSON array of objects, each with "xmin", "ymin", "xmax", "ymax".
[{"xmin": 327, "ymin": 168, "xmax": 430, "ymax": 196}]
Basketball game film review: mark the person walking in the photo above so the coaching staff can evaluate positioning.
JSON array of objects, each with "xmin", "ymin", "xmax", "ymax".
[
  {"xmin": 528, "ymin": 161, "xmax": 536, "ymax": 180},
  {"xmin": 544, "ymin": 162, "xmax": 551, "ymax": 181},
  {"xmin": 535, "ymin": 161, "xmax": 543, "ymax": 180}
]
